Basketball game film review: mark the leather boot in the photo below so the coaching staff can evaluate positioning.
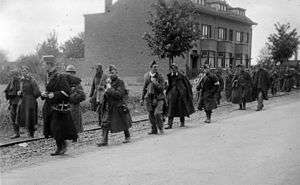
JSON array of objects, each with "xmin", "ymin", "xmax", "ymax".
[
  {"xmin": 242, "ymin": 102, "xmax": 246, "ymax": 110},
  {"xmin": 239, "ymin": 104, "xmax": 243, "ymax": 110},
  {"xmin": 51, "ymin": 140, "xmax": 63, "ymax": 156},
  {"xmin": 60, "ymin": 141, "xmax": 67, "ymax": 154},
  {"xmin": 97, "ymin": 129, "xmax": 108, "ymax": 147}
]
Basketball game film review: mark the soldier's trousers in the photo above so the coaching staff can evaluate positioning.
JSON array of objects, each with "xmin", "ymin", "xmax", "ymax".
[
  {"xmin": 257, "ymin": 91, "xmax": 264, "ymax": 110},
  {"xmin": 148, "ymin": 100, "xmax": 164, "ymax": 133},
  {"xmin": 9, "ymin": 104, "xmax": 19, "ymax": 134}
]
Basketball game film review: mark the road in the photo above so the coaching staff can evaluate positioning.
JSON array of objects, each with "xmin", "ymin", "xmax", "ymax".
[{"xmin": 1, "ymin": 96, "xmax": 300, "ymax": 185}]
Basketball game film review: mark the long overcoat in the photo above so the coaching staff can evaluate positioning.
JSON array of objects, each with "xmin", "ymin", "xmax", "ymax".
[
  {"xmin": 196, "ymin": 73, "xmax": 219, "ymax": 111},
  {"xmin": 46, "ymin": 73, "xmax": 78, "ymax": 141},
  {"xmin": 17, "ymin": 77, "xmax": 41, "ymax": 131},
  {"xmin": 89, "ymin": 72, "xmax": 107, "ymax": 111},
  {"xmin": 166, "ymin": 72, "xmax": 195, "ymax": 118},
  {"xmin": 231, "ymin": 71, "xmax": 253, "ymax": 104},
  {"xmin": 253, "ymin": 68, "xmax": 270, "ymax": 100},
  {"xmin": 67, "ymin": 75, "xmax": 86, "ymax": 133},
  {"xmin": 101, "ymin": 77, "xmax": 132, "ymax": 133}
]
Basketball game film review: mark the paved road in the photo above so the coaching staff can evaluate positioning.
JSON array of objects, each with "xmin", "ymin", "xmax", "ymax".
[{"xmin": 1, "ymin": 99, "xmax": 300, "ymax": 185}]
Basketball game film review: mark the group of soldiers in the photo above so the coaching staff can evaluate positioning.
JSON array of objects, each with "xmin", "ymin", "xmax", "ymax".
[{"xmin": 3, "ymin": 55, "xmax": 299, "ymax": 156}]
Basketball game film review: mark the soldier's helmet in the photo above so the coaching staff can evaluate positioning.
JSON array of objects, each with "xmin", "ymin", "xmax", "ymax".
[{"xmin": 66, "ymin": 65, "xmax": 76, "ymax": 73}]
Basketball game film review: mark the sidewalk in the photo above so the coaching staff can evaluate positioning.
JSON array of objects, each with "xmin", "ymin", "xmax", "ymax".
[{"xmin": 1, "ymin": 98, "xmax": 300, "ymax": 185}]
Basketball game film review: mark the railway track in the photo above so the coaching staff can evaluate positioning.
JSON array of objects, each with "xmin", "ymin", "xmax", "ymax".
[{"xmin": 0, "ymin": 91, "xmax": 291, "ymax": 148}]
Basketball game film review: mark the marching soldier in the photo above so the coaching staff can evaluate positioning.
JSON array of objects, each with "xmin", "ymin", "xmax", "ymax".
[
  {"xmin": 225, "ymin": 68, "xmax": 234, "ymax": 102},
  {"xmin": 41, "ymin": 55, "xmax": 78, "ymax": 156},
  {"xmin": 196, "ymin": 66, "xmax": 220, "ymax": 123},
  {"xmin": 89, "ymin": 64, "xmax": 107, "ymax": 125},
  {"xmin": 231, "ymin": 65, "xmax": 253, "ymax": 110},
  {"xmin": 165, "ymin": 63, "xmax": 195, "ymax": 129},
  {"xmin": 17, "ymin": 66, "xmax": 41, "ymax": 138},
  {"xmin": 97, "ymin": 65, "xmax": 132, "ymax": 146},
  {"xmin": 141, "ymin": 61, "xmax": 165, "ymax": 135},
  {"xmin": 4, "ymin": 70, "xmax": 21, "ymax": 139},
  {"xmin": 65, "ymin": 65, "xmax": 86, "ymax": 133},
  {"xmin": 253, "ymin": 65, "xmax": 270, "ymax": 111}
]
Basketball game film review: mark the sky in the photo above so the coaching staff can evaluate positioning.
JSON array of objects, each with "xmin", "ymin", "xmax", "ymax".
[{"xmin": 0, "ymin": 0, "xmax": 300, "ymax": 62}]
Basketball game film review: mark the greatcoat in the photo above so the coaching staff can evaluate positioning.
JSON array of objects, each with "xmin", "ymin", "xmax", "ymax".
[
  {"xmin": 196, "ymin": 73, "xmax": 219, "ymax": 111},
  {"xmin": 45, "ymin": 72, "xmax": 78, "ymax": 141},
  {"xmin": 166, "ymin": 72, "xmax": 195, "ymax": 118},
  {"xmin": 231, "ymin": 71, "xmax": 253, "ymax": 104},
  {"xmin": 17, "ymin": 76, "xmax": 41, "ymax": 132},
  {"xmin": 100, "ymin": 77, "xmax": 132, "ymax": 133},
  {"xmin": 252, "ymin": 68, "xmax": 270, "ymax": 100}
]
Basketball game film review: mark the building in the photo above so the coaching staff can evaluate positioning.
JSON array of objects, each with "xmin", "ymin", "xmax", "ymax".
[{"xmin": 84, "ymin": 0, "xmax": 256, "ymax": 79}]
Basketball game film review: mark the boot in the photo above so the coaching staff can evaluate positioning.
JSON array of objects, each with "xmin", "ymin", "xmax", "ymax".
[
  {"xmin": 60, "ymin": 141, "xmax": 67, "ymax": 154},
  {"xmin": 204, "ymin": 111, "xmax": 211, "ymax": 123},
  {"xmin": 97, "ymin": 129, "xmax": 108, "ymax": 147},
  {"xmin": 165, "ymin": 118, "xmax": 173, "ymax": 129},
  {"xmin": 123, "ymin": 130, "xmax": 131, "ymax": 143},
  {"xmin": 180, "ymin": 121, "xmax": 185, "ymax": 127},
  {"xmin": 123, "ymin": 137, "xmax": 131, "ymax": 144},
  {"xmin": 242, "ymin": 102, "xmax": 246, "ymax": 110},
  {"xmin": 51, "ymin": 140, "xmax": 63, "ymax": 156},
  {"xmin": 239, "ymin": 104, "xmax": 243, "ymax": 110}
]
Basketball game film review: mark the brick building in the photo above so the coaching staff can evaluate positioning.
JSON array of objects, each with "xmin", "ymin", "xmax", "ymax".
[{"xmin": 84, "ymin": 0, "xmax": 256, "ymax": 79}]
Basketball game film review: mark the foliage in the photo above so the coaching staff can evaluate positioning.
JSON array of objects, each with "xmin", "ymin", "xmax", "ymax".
[
  {"xmin": 36, "ymin": 31, "xmax": 61, "ymax": 58},
  {"xmin": 267, "ymin": 22, "xmax": 299, "ymax": 63},
  {"xmin": 60, "ymin": 32, "xmax": 84, "ymax": 58},
  {"xmin": 143, "ymin": 0, "xmax": 199, "ymax": 65},
  {"xmin": 256, "ymin": 45, "xmax": 273, "ymax": 67}
]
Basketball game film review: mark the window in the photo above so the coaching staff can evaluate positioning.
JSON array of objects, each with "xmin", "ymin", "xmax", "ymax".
[
  {"xmin": 202, "ymin": 24, "xmax": 212, "ymax": 38},
  {"xmin": 236, "ymin": 31, "xmax": 243, "ymax": 42},
  {"xmin": 246, "ymin": 33, "xmax": 250, "ymax": 43},
  {"xmin": 235, "ymin": 53, "xmax": 243, "ymax": 66},
  {"xmin": 229, "ymin": 29, "xmax": 234, "ymax": 41},
  {"xmin": 218, "ymin": 27, "xmax": 227, "ymax": 40}
]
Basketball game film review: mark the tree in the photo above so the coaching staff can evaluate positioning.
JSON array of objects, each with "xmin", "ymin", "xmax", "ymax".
[
  {"xmin": 36, "ymin": 31, "xmax": 61, "ymax": 58},
  {"xmin": 143, "ymin": 0, "xmax": 198, "ymax": 66},
  {"xmin": 256, "ymin": 45, "xmax": 273, "ymax": 67},
  {"xmin": 267, "ymin": 22, "xmax": 299, "ymax": 64},
  {"xmin": 60, "ymin": 32, "xmax": 84, "ymax": 58}
]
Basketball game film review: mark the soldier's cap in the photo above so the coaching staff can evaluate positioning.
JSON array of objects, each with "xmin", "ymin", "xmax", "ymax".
[
  {"xmin": 66, "ymin": 65, "xmax": 76, "ymax": 72},
  {"xmin": 41, "ymin": 55, "xmax": 56, "ymax": 64}
]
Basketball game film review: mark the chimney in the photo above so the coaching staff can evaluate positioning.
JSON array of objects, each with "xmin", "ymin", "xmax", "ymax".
[{"xmin": 105, "ymin": 0, "xmax": 113, "ymax": 13}]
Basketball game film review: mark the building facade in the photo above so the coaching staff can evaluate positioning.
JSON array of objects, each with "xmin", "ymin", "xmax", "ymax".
[{"xmin": 84, "ymin": 0, "xmax": 256, "ymax": 79}]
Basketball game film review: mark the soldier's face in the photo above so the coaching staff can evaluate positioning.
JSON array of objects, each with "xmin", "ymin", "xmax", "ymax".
[{"xmin": 151, "ymin": 65, "xmax": 158, "ymax": 73}]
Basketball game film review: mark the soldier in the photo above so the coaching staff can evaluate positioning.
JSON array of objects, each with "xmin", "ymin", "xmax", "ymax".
[
  {"xmin": 65, "ymin": 65, "xmax": 86, "ymax": 133},
  {"xmin": 89, "ymin": 64, "xmax": 107, "ymax": 125},
  {"xmin": 224, "ymin": 68, "xmax": 234, "ymax": 102},
  {"xmin": 165, "ymin": 63, "xmax": 195, "ymax": 129},
  {"xmin": 16, "ymin": 66, "xmax": 41, "ymax": 138},
  {"xmin": 97, "ymin": 65, "xmax": 132, "ymax": 146},
  {"xmin": 196, "ymin": 66, "xmax": 220, "ymax": 123},
  {"xmin": 253, "ymin": 65, "xmax": 271, "ymax": 111},
  {"xmin": 141, "ymin": 61, "xmax": 165, "ymax": 135},
  {"xmin": 214, "ymin": 68, "xmax": 224, "ymax": 105},
  {"xmin": 4, "ymin": 70, "xmax": 21, "ymax": 139},
  {"xmin": 270, "ymin": 67, "xmax": 279, "ymax": 96},
  {"xmin": 231, "ymin": 65, "xmax": 253, "ymax": 110},
  {"xmin": 41, "ymin": 56, "xmax": 78, "ymax": 156}
]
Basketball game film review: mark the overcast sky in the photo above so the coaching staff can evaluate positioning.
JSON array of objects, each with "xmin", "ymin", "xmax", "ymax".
[{"xmin": 0, "ymin": 0, "xmax": 299, "ymax": 62}]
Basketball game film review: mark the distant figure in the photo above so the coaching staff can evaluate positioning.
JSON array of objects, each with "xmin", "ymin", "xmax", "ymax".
[
  {"xmin": 270, "ymin": 68, "xmax": 279, "ymax": 96},
  {"xmin": 141, "ymin": 61, "xmax": 165, "ymax": 135},
  {"xmin": 225, "ymin": 68, "xmax": 234, "ymax": 101},
  {"xmin": 97, "ymin": 65, "xmax": 132, "ymax": 147},
  {"xmin": 17, "ymin": 66, "xmax": 41, "ymax": 138},
  {"xmin": 65, "ymin": 65, "xmax": 86, "ymax": 133},
  {"xmin": 196, "ymin": 66, "xmax": 220, "ymax": 123},
  {"xmin": 165, "ymin": 63, "xmax": 195, "ymax": 129},
  {"xmin": 214, "ymin": 68, "xmax": 224, "ymax": 105},
  {"xmin": 89, "ymin": 64, "xmax": 107, "ymax": 125},
  {"xmin": 231, "ymin": 65, "xmax": 253, "ymax": 110},
  {"xmin": 41, "ymin": 55, "xmax": 77, "ymax": 156},
  {"xmin": 4, "ymin": 70, "xmax": 21, "ymax": 139},
  {"xmin": 252, "ymin": 65, "xmax": 270, "ymax": 111}
]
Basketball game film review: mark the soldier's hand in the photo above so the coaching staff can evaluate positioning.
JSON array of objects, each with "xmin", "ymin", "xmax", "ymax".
[
  {"xmin": 17, "ymin": 91, "xmax": 22, "ymax": 96},
  {"xmin": 48, "ymin": 93, "xmax": 54, "ymax": 99}
]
